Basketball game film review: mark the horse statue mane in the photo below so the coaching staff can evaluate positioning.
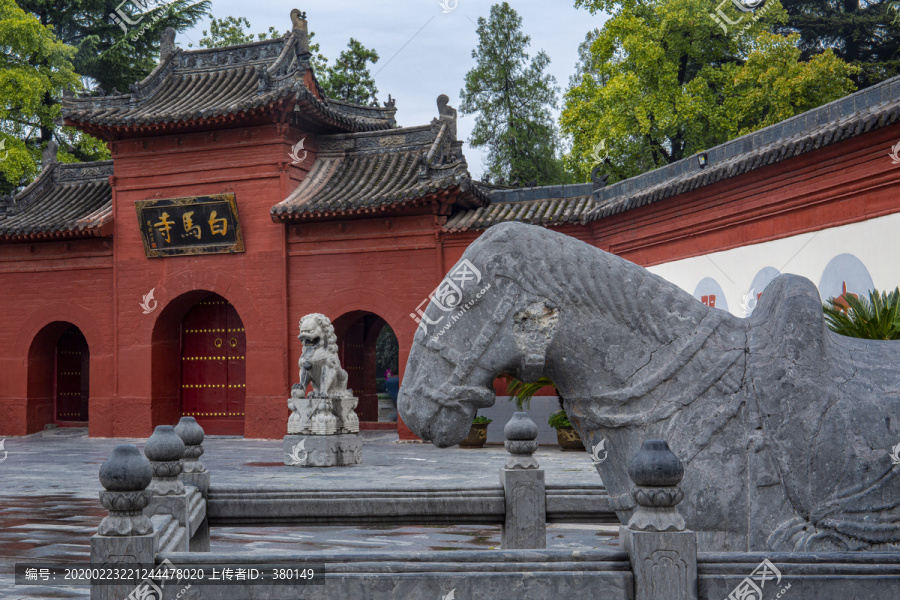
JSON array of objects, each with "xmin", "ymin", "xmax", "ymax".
[{"xmin": 399, "ymin": 222, "xmax": 900, "ymax": 552}]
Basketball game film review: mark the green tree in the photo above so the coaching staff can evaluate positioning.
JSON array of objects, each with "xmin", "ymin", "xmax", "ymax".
[
  {"xmin": 0, "ymin": 0, "xmax": 100, "ymax": 194},
  {"xmin": 6, "ymin": 0, "xmax": 208, "ymax": 191},
  {"xmin": 197, "ymin": 15, "xmax": 278, "ymax": 47},
  {"xmin": 776, "ymin": 0, "xmax": 900, "ymax": 89},
  {"xmin": 562, "ymin": 0, "xmax": 857, "ymax": 183},
  {"xmin": 196, "ymin": 17, "xmax": 329, "ymax": 85},
  {"xmin": 824, "ymin": 287, "xmax": 900, "ymax": 340},
  {"xmin": 19, "ymin": 0, "xmax": 210, "ymax": 94},
  {"xmin": 460, "ymin": 2, "xmax": 571, "ymax": 185},
  {"xmin": 320, "ymin": 38, "xmax": 379, "ymax": 104}
]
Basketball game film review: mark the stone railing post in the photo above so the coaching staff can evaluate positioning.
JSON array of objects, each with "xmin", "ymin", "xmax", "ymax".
[
  {"xmin": 175, "ymin": 416, "xmax": 210, "ymax": 551},
  {"xmin": 621, "ymin": 440, "xmax": 698, "ymax": 600},
  {"xmin": 175, "ymin": 416, "xmax": 209, "ymax": 496},
  {"xmin": 144, "ymin": 425, "xmax": 189, "ymax": 551},
  {"xmin": 90, "ymin": 444, "xmax": 155, "ymax": 600},
  {"xmin": 500, "ymin": 411, "xmax": 546, "ymax": 549}
]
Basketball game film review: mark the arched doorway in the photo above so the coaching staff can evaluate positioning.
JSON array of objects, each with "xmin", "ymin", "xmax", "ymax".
[
  {"xmin": 26, "ymin": 321, "xmax": 90, "ymax": 429},
  {"xmin": 180, "ymin": 293, "xmax": 246, "ymax": 435},
  {"xmin": 332, "ymin": 311, "xmax": 396, "ymax": 423},
  {"xmin": 55, "ymin": 326, "xmax": 89, "ymax": 422}
]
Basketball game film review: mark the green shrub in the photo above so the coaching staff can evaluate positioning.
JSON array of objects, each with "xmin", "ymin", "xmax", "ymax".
[
  {"xmin": 504, "ymin": 375, "xmax": 556, "ymax": 410},
  {"xmin": 473, "ymin": 415, "xmax": 493, "ymax": 424},
  {"xmin": 547, "ymin": 410, "xmax": 571, "ymax": 429},
  {"xmin": 824, "ymin": 287, "xmax": 900, "ymax": 340}
]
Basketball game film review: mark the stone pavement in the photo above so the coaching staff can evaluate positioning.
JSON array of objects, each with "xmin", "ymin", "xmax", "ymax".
[{"xmin": 0, "ymin": 428, "xmax": 615, "ymax": 599}]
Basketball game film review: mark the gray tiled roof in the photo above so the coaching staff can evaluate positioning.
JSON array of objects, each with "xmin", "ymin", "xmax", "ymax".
[
  {"xmin": 445, "ymin": 75, "xmax": 900, "ymax": 233},
  {"xmin": 0, "ymin": 162, "xmax": 113, "ymax": 240},
  {"xmin": 62, "ymin": 32, "xmax": 396, "ymax": 134},
  {"xmin": 444, "ymin": 184, "xmax": 594, "ymax": 232},
  {"xmin": 587, "ymin": 74, "xmax": 900, "ymax": 222},
  {"xmin": 272, "ymin": 119, "xmax": 487, "ymax": 220}
]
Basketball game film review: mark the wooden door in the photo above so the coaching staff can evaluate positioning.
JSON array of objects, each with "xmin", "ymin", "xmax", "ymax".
[
  {"xmin": 181, "ymin": 294, "xmax": 246, "ymax": 435},
  {"xmin": 55, "ymin": 326, "xmax": 89, "ymax": 421},
  {"xmin": 338, "ymin": 315, "xmax": 381, "ymax": 422}
]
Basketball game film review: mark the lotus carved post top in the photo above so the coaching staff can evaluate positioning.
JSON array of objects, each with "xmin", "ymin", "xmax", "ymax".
[
  {"xmin": 398, "ymin": 222, "xmax": 900, "ymax": 552},
  {"xmin": 284, "ymin": 313, "xmax": 361, "ymax": 467}
]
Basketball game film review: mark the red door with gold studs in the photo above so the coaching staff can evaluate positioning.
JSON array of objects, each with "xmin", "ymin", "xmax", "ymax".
[
  {"xmin": 180, "ymin": 294, "xmax": 246, "ymax": 435},
  {"xmin": 56, "ymin": 326, "xmax": 89, "ymax": 421}
]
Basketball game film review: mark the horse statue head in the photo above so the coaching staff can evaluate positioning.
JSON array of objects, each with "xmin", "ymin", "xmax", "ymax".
[{"xmin": 399, "ymin": 222, "xmax": 900, "ymax": 552}]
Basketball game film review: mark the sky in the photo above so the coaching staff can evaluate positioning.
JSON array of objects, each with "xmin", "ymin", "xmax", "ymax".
[{"xmin": 176, "ymin": 1, "xmax": 610, "ymax": 178}]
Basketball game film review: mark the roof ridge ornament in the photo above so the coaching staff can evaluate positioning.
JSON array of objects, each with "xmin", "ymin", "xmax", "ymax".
[
  {"xmin": 42, "ymin": 140, "xmax": 58, "ymax": 172},
  {"xmin": 435, "ymin": 94, "xmax": 457, "ymax": 140},
  {"xmin": 160, "ymin": 27, "xmax": 177, "ymax": 64},
  {"xmin": 256, "ymin": 65, "xmax": 271, "ymax": 92},
  {"xmin": 0, "ymin": 194, "xmax": 14, "ymax": 218},
  {"xmin": 290, "ymin": 9, "xmax": 310, "ymax": 53}
]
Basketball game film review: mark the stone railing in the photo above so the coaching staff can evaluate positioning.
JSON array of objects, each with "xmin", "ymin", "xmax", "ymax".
[
  {"xmin": 90, "ymin": 417, "xmax": 209, "ymax": 600},
  {"xmin": 88, "ymin": 416, "xmax": 900, "ymax": 600}
]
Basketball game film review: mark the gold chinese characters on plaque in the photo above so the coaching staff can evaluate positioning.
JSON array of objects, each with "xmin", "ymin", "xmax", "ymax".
[{"xmin": 135, "ymin": 193, "xmax": 245, "ymax": 258}]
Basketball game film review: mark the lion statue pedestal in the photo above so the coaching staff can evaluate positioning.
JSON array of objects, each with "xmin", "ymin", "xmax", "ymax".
[{"xmin": 283, "ymin": 313, "xmax": 361, "ymax": 467}]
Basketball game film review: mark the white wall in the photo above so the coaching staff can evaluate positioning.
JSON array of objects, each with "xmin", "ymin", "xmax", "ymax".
[
  {"xmin": 646, "ymin": 212, "xmax": 900, "ymax": 317},
  {"xmin": 477, "ymin": 395, "xmax": 563, "ymax": 445}
]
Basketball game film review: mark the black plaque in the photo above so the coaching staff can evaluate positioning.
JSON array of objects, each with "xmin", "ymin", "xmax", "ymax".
[{"xmin": 135, "ymin": 193, "xmax": 245, "ymax": 258}]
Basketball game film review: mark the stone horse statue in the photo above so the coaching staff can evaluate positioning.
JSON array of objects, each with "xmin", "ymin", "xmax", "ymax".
[{"xmin": 398, "ymin": 222, "xmax": 900, "ymax": 552}]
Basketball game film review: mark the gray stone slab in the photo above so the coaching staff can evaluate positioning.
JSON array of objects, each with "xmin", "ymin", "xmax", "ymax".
[
  {"xmin": 283, "ymin": 433, "xmax": 361, "ymax": 467},
  {"xmin": 623, "ymin": 527, "xmax": 697, "ymax": 600},
  {"xmin": 156, "ymin": 549, "xmax": 633, "ymax": 600},
  {"xmin": 501, "ymin": 468, "xmax": 546, "ymax": 549}
]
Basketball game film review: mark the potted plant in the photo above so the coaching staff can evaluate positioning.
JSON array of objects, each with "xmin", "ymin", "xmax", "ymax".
[
  {"xmin": 504, "ymin": 375, "xmax": 554, "ymax": 411},
  {"xmin": 505, "ymin": 375, "xmax": 585, "ymax": 451},
  {"xmin": 548, "ymin": 409, "xmax": 584, "ymax": 450},
  {"xmin": 459, "ymin": 414, "xmax": 492, "ymax": 448}
]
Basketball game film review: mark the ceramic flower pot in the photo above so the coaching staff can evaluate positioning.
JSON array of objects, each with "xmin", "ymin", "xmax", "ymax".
[
  {"xmin": 459, "ymin": 422, "xmax": 489, "ymax": 448},
  {"xmin": 556, "ymin": 426, "xmax": 585, "ymax": 451}
]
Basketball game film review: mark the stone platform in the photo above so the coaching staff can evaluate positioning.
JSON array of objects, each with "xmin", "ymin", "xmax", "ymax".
[{"xmin": 283, "ymin": 433, "xmax": 362, "ymax": 467}]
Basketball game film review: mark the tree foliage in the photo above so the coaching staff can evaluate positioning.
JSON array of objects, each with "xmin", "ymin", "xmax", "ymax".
[
  {"xmin": 0, "ymin": 0, "xmax": 100, "ymax": 193},
  {"xmin": 319, "ymin": 38, "xmax": 379, "ymax": 105},
  {"xmin": 460, "ymin": 2, "xmax": 572, "ymax": 185},
  {"xmin": 195, "ymin": 17, "xmax": 329, "ymax": 86},
  {"xmin": 197, "ymin": 15, "xmax": 278, "ymax": 47},
  {"xmin": 195, "ymin": 17, "xmax": 376, "ymax": 105},
  {"xmin": 824, "ymin": 287, "xmax": 900, "ymax": 340},
  {"xmin": 776, "ymin": 0, "xmax": 900, "ymax": 89},
  {"xmin": 562, "ymin": 0, "xmax": 858, "ymax": 183},
  {"xmin": 4, "ymin": 0, "xmax": 209, "ymax": 192},
  {"xmin": 19, "ymin": 0, "xmax": 210, "ymax": 93}
]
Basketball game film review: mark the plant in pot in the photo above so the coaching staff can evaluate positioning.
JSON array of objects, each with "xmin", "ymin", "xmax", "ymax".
[
  {"xmin": 504, "ymin": 375, "xmax": 585, "ymax": 451},
  {"xmin": 459, "ymin": 414, "xmax": 493, "ymax": 448},
  {"xmin": 547, "ymin": 407, "xmax": 584, "ymax": 450}
]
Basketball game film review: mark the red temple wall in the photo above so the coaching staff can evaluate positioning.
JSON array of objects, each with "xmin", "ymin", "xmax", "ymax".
[
  {"xmin": 102, "ymin": 123, "xmax": 311, "ymax": 438},
  {"xmin": 284, "ymin": 213, "xmax": 445, "ymax": 441},
  {"xmin": 590, "ymin": 123, "xmax": 900, "ymax": 266},
  {"xmin": 0, "ymin": 239, "xmax": 114, "ymax": 436},
  {"xmin": 3, "ymin": 118, "xmax": 899, "ymax": 438}
]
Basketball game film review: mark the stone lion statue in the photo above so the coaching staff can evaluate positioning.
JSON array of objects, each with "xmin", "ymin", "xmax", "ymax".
[{"xmin": 294, "ymin": 313, "xmax": 351, "ymax": 399}]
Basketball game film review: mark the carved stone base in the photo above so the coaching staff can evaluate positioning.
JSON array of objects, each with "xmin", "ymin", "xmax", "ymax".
[
  {"xmin": 283, "ymin": 434, "xmax": 361, "ymax": 467},
  {"xmin": 621, "ymin": 527, "xmax": 698, "ymax": 600}
]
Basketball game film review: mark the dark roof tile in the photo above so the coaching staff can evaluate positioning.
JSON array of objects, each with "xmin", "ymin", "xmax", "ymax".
[
  {"xmin": 63, "ymin": 31, "xmax": 396, "ymax": 134},
  {"xmin": 587, "ymin": 74, "xmax": 900, "ymax": 223},
  {"xmin": 443, "ymin": 184, "xmax": 596, "ymax": 232},
  {"xmin": 0, "ymin": 161, "xmax": 113, "ymax": 240},
  {"xmin": 272, "ymin": 118, "xmax": 487, "ymax": 220}
]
